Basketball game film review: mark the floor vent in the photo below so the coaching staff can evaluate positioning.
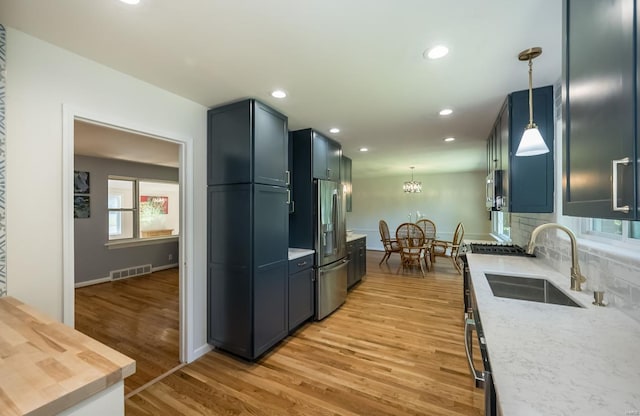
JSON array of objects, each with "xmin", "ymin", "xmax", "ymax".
[{"xmin": 110, "ymin": 264, "xmax": 152, "ymax": 281}]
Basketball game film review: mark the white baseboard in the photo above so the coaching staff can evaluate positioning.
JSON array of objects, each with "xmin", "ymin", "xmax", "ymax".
[
  {"xmin": 75, "ymin": 276, "xmax": 111, "ymax": 288},
  {"xmin": 152, "ymin": 263, "xmax": 179, "ymax": 272},
  {"xmin": 189, "ymin": 343, "xmax": 213, "ymax": 363},
  {"xmin": 75, "ymin": 263, "xmax": 180, "ymax": 288}
]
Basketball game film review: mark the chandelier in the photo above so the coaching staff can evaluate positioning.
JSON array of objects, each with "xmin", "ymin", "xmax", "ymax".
[{"xmin": 403, "ymin": 166, "xmax": 422, "ymax": 193}]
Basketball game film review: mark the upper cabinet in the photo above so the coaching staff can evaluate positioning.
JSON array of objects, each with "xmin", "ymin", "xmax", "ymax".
[
  {"xmin": 341, "ymin": 155, "xmax": 352, "ymax": 212},
  {"xmin": 487, "ymin": 86, "xmax": 555, "ymax": 213},
  {"xmin": 208, "ymin": 99, "xmax": 289, "ymax": 187},
  {"xmin": 563, "ymin": 0, "xmax": 638, "ymax": 219},
  {"xmin": 311, "ymin": 130, "xmax": 342, "ymax": 181}
]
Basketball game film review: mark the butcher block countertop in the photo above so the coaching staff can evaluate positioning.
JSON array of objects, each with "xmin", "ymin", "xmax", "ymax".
[{"xmin": 0, "ymin": 296, "xmax": 135, "ymax": 416}]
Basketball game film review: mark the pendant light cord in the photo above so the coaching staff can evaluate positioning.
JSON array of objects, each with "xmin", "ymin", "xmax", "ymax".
[{"xmin": 528, "ymin": 58, "xmax": 534, "ymax": 127}]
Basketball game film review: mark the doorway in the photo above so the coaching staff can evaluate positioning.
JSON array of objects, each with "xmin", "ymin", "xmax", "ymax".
[{"xmin": 62, "ymin": 108, "xmax": 192, "ymax": 394}]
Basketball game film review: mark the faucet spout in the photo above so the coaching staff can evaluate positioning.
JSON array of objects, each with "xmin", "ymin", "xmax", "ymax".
[{"xmin": 526, "ymin": 223, "xmax": 586, "ymax": 291}]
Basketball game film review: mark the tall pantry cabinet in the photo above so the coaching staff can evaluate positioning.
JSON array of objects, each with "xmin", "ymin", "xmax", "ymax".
[{"xmin": 207, "ymin": 99, "xmax": 290, "ymax": 360}]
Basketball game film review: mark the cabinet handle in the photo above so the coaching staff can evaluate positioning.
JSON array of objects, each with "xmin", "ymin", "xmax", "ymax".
[
  {"xmin": 297, "ymin": 261, "xmax": 307, "ymax": 267},
  {"xmin": 286, "ymin": 189, "xmax": 291, "ymax": 205},
  {"xmin": 327, "ymin": 168, "xmax": 331, "ymax": 178},
  {"xmin": 285, "ymin": 170, "xmax": 290, "ymax": 186},
  {"xmin": 612, "ymin": 157, "xmax": 631, "ymax": 213}
]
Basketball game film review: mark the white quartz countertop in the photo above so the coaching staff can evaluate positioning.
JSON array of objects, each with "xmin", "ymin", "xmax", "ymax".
[
  {"xmin": 347, "ymin": 233, "xmax": 366, "ymax": 242},
  {"xmin": 288, "ymin": 248, "xmax": 314, "ymax": 260},
  {"xmin": 467, "ymin": 254, "xmax": 640, "ymax": 416}
]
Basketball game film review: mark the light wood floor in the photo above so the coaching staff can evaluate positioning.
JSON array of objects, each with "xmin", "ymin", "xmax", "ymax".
[
  {"xmin": 75, "ymin": 268, "xmax": 180, "ymax": 395},
  {"xmin": 125, "ymin": 252, "xmax": 484, "ymax": 415}
]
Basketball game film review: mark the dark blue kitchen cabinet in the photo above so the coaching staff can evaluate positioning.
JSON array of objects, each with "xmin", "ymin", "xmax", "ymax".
[
  {"xmin": 309, "ymin": 129, "xmax": 342, "ymax": 181},
  {"xmin": 207, "ymin": 98, "xmax": 290, "ymax": 360},
  {"xmin": 563, "ymin": 0, "xmax": 638, "ymax": 219},
  {"xmin": 509, "ymin": 86, "xmax": 554, "ymax": 213},
  {"xmin": 346, "ymin": 236, "xmax": 366, "ymax": 289},
  {"xmin": 288, "ymin": 254, "xmax": 314, "ymax": 332},
  {"xmin": 208, "ymin": 99, "xmax": 289, "ymax": 187},
  {"xmin": 486, "ymin": 86, "xmax": 554, "ymax": 213},
  {"xmin": 289, "ymin": 128, "xmax": 343, "ymax": 248},
  {"xmin": 341, "ymin": 155, "xmax": 352, "ymax": 212},
  {"xmin": 208, "ymin": 184, "xmax": 289, "ymax": 359}
]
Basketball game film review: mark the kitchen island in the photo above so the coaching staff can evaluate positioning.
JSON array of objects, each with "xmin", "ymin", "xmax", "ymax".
[
  {"xmin": 467, "ymin": 254, "xmax": 640, "ymax": 415},
  {"xmin": 0, "ymin": 296, "xmax": 135, "ymax": 416}
]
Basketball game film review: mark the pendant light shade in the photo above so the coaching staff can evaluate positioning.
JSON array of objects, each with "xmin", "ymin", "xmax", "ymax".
[
  {"xmin": 403, "ymin": 166, "xmax": 422, "ymax": 193},
  {"xmin": 515, "ymin": 47, "xmax": 550, "ymax": 157},
  {"xmin": 517, "ymin": 126, "xmax": 548, "ymax": 156}
]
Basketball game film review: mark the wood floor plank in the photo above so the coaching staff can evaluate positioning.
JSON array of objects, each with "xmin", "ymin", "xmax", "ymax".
[
  {"xmin": 75, "ymin": 268, "xmax": 180, "ymax": 394},
  {"xmin": 125, "ymin": 252, "xmax": 484, "ymax": 415}
]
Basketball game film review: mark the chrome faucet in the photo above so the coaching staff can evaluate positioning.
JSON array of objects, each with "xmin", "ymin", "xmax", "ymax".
[{"xmin": 526, "ymin": 223, "xmax": 587, "ymax": 291}]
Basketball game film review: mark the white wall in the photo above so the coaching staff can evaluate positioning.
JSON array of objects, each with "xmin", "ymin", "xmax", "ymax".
[
  {"xmin": 5, "ymin": 28, "xmax": 208, "ymax": 360},
  {"xmin": 347, "ymin": 170, "xmax": 492, "ymax": 250}
]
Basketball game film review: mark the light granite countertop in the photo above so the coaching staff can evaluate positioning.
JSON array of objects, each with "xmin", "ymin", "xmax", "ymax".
[
  {"xmin": 466, "ymin": 254, "xmax": 640, "ymax": 416},
  {"xmin": 347, "ymin": 233, "xmax": 366, "ymax": 243},
  {"xmin": 288, "ymin": 248, "xmax": 314, "ymax": 260}
]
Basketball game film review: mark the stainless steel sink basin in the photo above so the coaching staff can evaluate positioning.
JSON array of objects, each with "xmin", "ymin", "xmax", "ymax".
[{"xmin": 484, "ymin": 273, "xmax": 583, "ymax": 308}]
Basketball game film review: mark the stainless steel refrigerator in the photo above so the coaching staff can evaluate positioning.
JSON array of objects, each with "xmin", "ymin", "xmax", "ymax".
[{"xmin": 314, "ymin": 179, "xmax": 348, "ymax": 320}]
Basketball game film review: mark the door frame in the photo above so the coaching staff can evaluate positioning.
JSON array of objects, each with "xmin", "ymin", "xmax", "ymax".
[{"xmin": 62, "ymin": 104, "xmax": 193, "ymax": 363}]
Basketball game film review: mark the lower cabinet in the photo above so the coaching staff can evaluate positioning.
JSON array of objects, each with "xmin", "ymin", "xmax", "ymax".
[
  {"xmin": 288, "ymin": 254, "xmax": 314, "ymax": 332},
  {"xmin": 347, "ymin": 236, "xmax": 366, "ymax": 289}
]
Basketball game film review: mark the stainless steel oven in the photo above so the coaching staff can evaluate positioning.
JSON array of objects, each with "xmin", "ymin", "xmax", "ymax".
[
  {"xmin": 464, "ymin": 268, "xmax": 497, "ymax": 416},
  {"xmin": 461, "ymin": 245, "xmax": 532, "ymax": 416}
]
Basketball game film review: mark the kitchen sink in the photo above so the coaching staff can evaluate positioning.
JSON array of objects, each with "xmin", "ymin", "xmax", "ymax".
[{"xmin": 484, "ymin": 273, "xmax": 583, "ymax": 308}]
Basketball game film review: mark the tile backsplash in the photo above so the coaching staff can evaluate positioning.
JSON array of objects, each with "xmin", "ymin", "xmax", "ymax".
[{"xmin": 510, "ymin": 213, "xmax": 640, "ymax": 323}]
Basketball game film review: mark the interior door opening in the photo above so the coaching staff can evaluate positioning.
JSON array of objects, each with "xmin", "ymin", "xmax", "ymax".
[{"xmin": 68, "ymin": 116, "xmax": 188, "ymax": 395}]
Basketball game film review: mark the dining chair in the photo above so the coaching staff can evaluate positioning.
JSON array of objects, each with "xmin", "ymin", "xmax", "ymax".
[
  {"xmin": 432, "ymin": 222, "xmax": 465, "ymax": 274},
  {"xmin": 378, "ymin": 220, "xmax": 401, "ymax": 264},
  {"xmin": 395, "ymin": 222, "xmax": 428, "ymax": 277}
]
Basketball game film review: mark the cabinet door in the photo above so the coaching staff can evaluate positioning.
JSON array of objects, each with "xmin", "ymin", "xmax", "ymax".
[
  {"xmin": 313, "ymin": 132, "xmax": 329, "ymax": 179},
  {"xmin": 346, "ymin": 241, "xmax": 356, "ymax": 288},
  {"xmin": 254, "ymin": 102, "xmax": 289, "ymax": 187},
  {"xmin": 254, "ymin": 260, "xmax": 288, "ymax": 357},
  {"xmin": 358, "ymin": 239, "xmax": 366, "ymax": 278},
  {"xmin": 564, "ymin": 0, "xmax": 635, "ymax": 219},
  {"xmin": 326, "ymin": 139, "xmax": 342, "ymax": 181},
  {"xmin": 342, "ymin": 156, "xmax": 353, "ymax": 212},
  {"xmin": 509, "ymin": 87, "xmax": 554, "ymax": 213},
  {"xmin": 253, "ymin": 184, "xmax": 289, "ymax": 357},
  {"xmin": 288, "ymin": 268, "xmax": 314, "ymax": 331}
]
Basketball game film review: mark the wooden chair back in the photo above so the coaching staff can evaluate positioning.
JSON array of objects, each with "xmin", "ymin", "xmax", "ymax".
[
  {"xmin": 379, "ymin": 220, "xmax": 392, "ymax": 247},
  {"xmin": 395, "ymin": 222, "xmax": 425, "ymax": 248},
  {"xmin": 416, "ymin": 219, "xmax": 437, "ymax": 241}
]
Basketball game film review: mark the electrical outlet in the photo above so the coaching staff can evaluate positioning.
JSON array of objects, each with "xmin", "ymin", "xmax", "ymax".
[{"xmin": 168, "ymin": 254, "xmax": 173, "ymax": 261}]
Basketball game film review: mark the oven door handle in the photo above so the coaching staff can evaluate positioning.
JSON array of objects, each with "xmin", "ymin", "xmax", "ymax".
[{"xmin": 464, "ymin": 317, "xmax": 485, "ymax": 387}]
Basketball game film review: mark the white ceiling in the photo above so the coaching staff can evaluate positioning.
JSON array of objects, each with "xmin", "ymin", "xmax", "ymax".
[{"xmin": 0, "ymin": 0, "xmax": 563, "ymax": 178}]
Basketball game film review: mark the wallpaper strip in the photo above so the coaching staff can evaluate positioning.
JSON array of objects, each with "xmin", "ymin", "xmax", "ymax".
[{"xmin": 0, "ymin": 24, "xmax": 6, "ymax": 296}]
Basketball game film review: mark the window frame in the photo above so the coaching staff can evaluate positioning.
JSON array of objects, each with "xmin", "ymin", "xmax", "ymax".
[{"xmin": 107, "ymin": 176, "xmax": 179, "ymax": 245}]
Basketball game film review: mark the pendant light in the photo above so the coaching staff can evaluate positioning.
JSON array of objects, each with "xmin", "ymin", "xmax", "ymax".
[
  {"xmin": 515, "ymin": 47, "xmax": 550, "ymax": 157},
  {"xmin": 403, "ymin": 166, "xmax": 422, "ymax": 193}
]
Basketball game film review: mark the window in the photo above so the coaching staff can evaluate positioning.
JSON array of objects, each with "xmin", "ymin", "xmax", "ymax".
[
  {"xmin": 581, "ymin": 218, "xmax": 640, "ymax": 243},
  {"xmin": 491, "ymin": 211, "xmax": 511, "ymax": 240},
  {"xmin": 108, "ymin": 177, "xmax": 179, "ymax": 241}
]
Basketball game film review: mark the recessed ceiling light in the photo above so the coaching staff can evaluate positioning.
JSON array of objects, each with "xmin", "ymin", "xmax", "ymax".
[
  {"xmin": 329, "ymin": 128, "xmax": 340, "ymax": 134},
  {"xmin": 359, "ymin": 147, "xmax": 369, "ymax": 152},
  {"xmin": 444, "ymin": 137, "xmax": 456, "ymax": 142},
  {"xmin": 439, "ymin": 108, "xmax": 453, "ymax": 116},
  {"xmin": 425, "ymin": 45, "xmax": 449, "ymax": 60},
  {"xmin": 120, "ymin": 0, "xmax": 140, "ymax": 4},
  {"xmin": 271, "ymin": 90, "xmax": 287, "ymax": 98}
]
